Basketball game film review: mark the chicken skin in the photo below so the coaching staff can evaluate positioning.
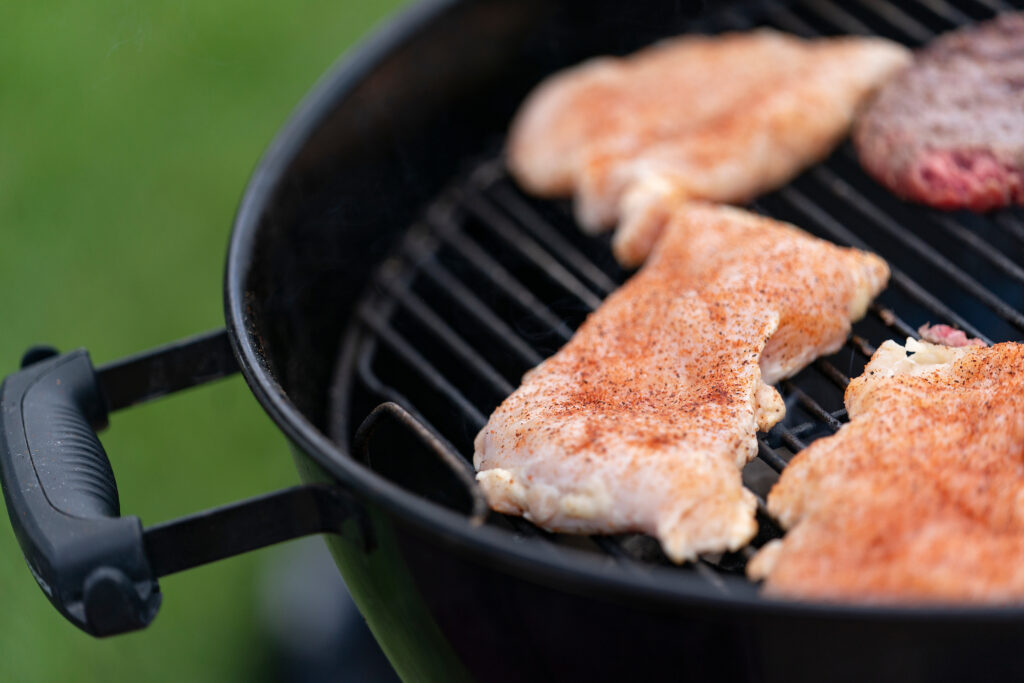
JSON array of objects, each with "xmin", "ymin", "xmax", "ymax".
[{"xmin": 475, "ymin": 204, "xmax": 888, "ymax": 562}]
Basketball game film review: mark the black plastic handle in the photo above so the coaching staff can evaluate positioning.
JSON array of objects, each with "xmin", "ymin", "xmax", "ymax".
[
  {"xmin": 1, "ymin": 332, "xmax": 369, "ymax": 637},
  {"xmin": 0, "ymin": 349, "xmax": 159, "ymax": 636}
]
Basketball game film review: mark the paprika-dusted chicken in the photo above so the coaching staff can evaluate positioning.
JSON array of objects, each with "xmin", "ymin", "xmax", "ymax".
[
  {"xmin": 507, "ymin": 29, "xmax": 910, "ymax": 266},
  {"xmin": 750, "ymin": 338, "xmax": 1024, "ymax": 603},
  {"xmin": 474, "ymin": 204, "xmax": 888, "ymax": 562}
]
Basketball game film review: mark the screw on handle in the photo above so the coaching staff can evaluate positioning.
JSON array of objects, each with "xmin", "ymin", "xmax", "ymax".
[{"xmin": 0, "ymin": 350, "xmax": 160, "ymax": 636}]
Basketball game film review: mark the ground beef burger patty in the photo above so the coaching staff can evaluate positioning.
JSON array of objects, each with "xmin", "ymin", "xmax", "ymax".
[{"xmin": 854, "ymin": 13, "xmax": 1024, "ymax": 211}]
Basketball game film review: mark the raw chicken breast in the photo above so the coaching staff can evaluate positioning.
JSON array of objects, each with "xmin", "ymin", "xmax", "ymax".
[
  {"xmin": 751, "ymin": 338, "xmax": 1024, "ymax": 603},
  {"xmin": 507, "ymin": 29, "xmax": 910, "ymax": 266},
  {"xmin": 475, "ymin": 204, "xmax": 888, "ymax": 562}
]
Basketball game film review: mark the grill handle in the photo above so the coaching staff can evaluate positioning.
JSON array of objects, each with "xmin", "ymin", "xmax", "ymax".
[
  {"xmin": 0, "ymin": 331, "xmax": 363, "ymax": 637},
  {"xmin": 0, "ymin": 348, "xmax": 157, "ymax": 637}
]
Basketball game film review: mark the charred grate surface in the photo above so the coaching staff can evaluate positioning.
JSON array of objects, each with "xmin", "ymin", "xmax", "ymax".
[{"xmin": 333, "ymin": 0, "xmax": 1024, "ymax": 592}]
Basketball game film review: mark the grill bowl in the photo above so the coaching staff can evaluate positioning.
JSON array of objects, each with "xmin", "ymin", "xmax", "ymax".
[{"xmin": 225, "ymin": 0, "xmax": 1024, "ymax": 679}]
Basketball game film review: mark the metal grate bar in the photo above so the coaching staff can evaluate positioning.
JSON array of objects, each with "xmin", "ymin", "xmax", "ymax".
[
  {"xmin": 695, "ymin": 561, "xmax": 732, "ymax": 593},
  {"xmin": 708, "ymin": 2, "xmax": 765, "ymax": 31},
  {"xmin": 373, "ymin": 206, "xmax": 845, "ymax": 562},
  {"xmin": 815, "ymin": 359, "xmax": 851, "ymax": 389},
  {"xmin": 870, "ymin": 304, "xmax": 918, "ymax": 340},
  {"xmin": 770, "ymin": 186, "xmax": 991, "ymax": 341},
  {"xmin": 850, "ymin": 333, "xmax": 879, "ymax": 357},
  {"xmin": 753, "ymin": 492, "xmax": 771, "ymax": 515},
  {"xmin": 856, "ymin": 0, "xmax": 935, "ymax": 41},
  {"xmin": 773, "ymin": 424, "xmax": 809, "ymax": 451},
  {"xmin": 969, "ymin": 0, "xmax": 1014, "ymax": 13},
  {"xmin": 383, "ymin": 279, "xmax": 514, "ymax": 397},
  {"xmin": 411, "ymin": 222, "xmax": 843, "ymax": 492},
  {"xmin": 354, "ymin": 339, "xmax": 505, "ymax": 527},
  {"xmin": 761, "ymin": 3, "xmax": 819, "ymax": 35},
  {"xmin": 486, "ymin": 183, "xmax": 619, "ymax": 295},
  {"xmin": 359, "ymin": 305, "xmax": 734, "ymax": 580},
  {"xmin": 787, "ymin": 412, "xmax": 848, "ymax": 438},
  {"xmin": 748, "ymin": 199, "xmax": 921, "ymax": 343},
  {"xmin": 344, "ymin": 382, "xmax": 581, "ymax": 561},
  {"xmin": 429, "ymin": 210, "xmax": 575, "ymax": 341},
  {"xmin": 416, "ymin": 256, "xmax": 543, "ymax": 366},
  {"xmin": 830, "ymin": 145, "xmax": 1024, "ymax": 282},
  {"xmin": 782, "ymin": 381, "xmax": 844, "ymax": 431},
  {"xmin": 916, "ymin": 0, "xmax": 974, "ymax": 24},
  {"xmin": 359, "ymin": 305, "xmax": 488, "ymax": 428},
  {"xmin": 796, "ymin": 0, "xmax": 875, "ymax": 34},
  {"xmin": 886, "ymin": 275, "xmax": 983, "ymax": 341},
  {"xmin": 339, "ymin": 0, "xmax": 1024, "ymax": 584},
  {"xmin": 757, "ymin": 438, "xmax": 789, "ymax": 474},
  {"xmin": 994, "ymin": 214, "xmax": 1024, "ymax": 245},
  {"xmin": 409, "ymin": 210, "xmax": 866, "ymax": 533},
  {"xmin": 357, "ymin": 337, "xmax": 439, "ymax": 436},
  {"xmin": 462, "ymin": 191, "xmax": 604, "ymax": 310},
  {"xmin": 851, "ymin": 333, "xmax": 876, "ymax": 356},
  {"xmin": 928, "ymin": 214, "xmax": 1024, "ymax": 287},
  {"xmin": 383, "ymin": 245, "xmax": 804, "ymax": 569},
  {"xmin": 353, "ymin": 401, "xmax": 488, "ymax": 523},
  {"xmin": 811, "ymin": 167, "xmax": 1024, "ymax": 334}
]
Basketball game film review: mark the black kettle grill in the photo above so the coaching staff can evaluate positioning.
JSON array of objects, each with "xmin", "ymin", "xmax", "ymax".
[{"xmin": 4, "ymin": 0, "xmax": 1024, "ymax": 680}]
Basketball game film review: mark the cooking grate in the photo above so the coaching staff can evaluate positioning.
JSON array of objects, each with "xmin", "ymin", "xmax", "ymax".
[{"xmin": 333, "ymin": 0, "xmax": 1024, "ymax": 592}]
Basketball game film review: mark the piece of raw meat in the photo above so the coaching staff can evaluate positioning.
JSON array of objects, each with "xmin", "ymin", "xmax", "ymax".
[
  {"xmin": 475, "ymin": 204, "xmax": 888, "ymax": 562},
  {"xmin": 507, "ymin": 29, "xmax": 910, "ymax": 266},
  {"xmin": 855, "ymin": 13, "xmax": 1024, "ymax": 211},
  {"xmin": 750, "ymin": 338, "xmax": 1024, "ymax": 602}
]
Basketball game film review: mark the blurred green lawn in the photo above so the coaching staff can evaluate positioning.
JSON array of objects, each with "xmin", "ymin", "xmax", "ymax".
[{"xmin": 0, "ymin": 1, "xmax": 402, "ymax": 679}]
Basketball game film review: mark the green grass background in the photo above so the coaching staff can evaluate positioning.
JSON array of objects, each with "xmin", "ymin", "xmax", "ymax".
[{"xmin": 0, "ymin": 1, "xmax": 402, "ymax": 679}]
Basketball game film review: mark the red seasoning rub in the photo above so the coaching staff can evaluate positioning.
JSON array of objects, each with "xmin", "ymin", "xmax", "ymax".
[
  {"xmin": 750, "ymin": 339, "xmax": 1024, "ymax": 603},
  {"xmin": 474, "ymin": 204, "xmax": 888, "ymax": 562},
  {"xmin": 507, "ymin": 29, "xmax": 910, "ymax": 266},
  {"xmin": 855, "ymin": 13, "xmax": 1024, "ymax": 211}
]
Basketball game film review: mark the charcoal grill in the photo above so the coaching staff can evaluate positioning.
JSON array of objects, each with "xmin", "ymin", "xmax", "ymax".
[
  {"xmin": 338, "ymin": 0, "xmax": 1024, "ymax": 585},
  {"xmin": 4, "ymin": 0, "xmax": 1024, "ymax": 680}
]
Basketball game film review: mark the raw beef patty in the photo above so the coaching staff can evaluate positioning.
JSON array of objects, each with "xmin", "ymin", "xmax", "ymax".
[{"xmin": 854, "ymin": 13, "xmax": 1024, "ymax": 211}]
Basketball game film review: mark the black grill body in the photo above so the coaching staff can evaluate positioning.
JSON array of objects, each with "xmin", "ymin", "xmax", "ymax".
[{"xmin": 224, "ymin": 0, "xmax": 1024, "ymax": 680}]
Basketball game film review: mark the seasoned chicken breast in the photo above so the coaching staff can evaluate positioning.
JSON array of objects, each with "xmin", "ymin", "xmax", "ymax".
[
  {"xmin": 507, "ymin": 29, "xmax": 911, "ymax": 266},
  {"xmin": 474, "ymin": 204, "xmax": 888, "ymax": 562},
  {"xmin": 750, "ymin": 339, "xmax": 1024, "ymax": 603}
]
